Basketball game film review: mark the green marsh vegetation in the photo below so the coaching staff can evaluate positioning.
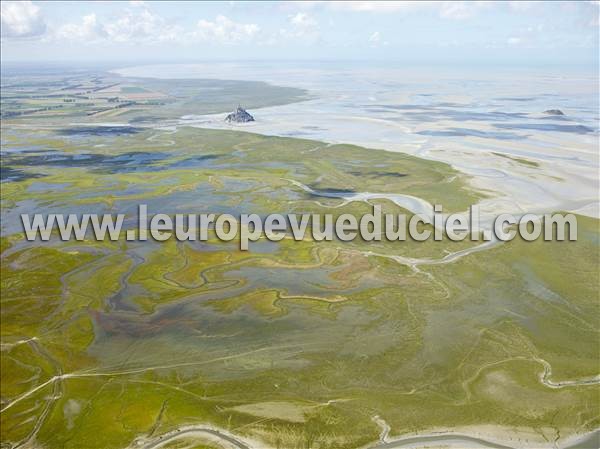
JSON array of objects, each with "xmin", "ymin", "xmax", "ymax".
[{"xmin": 1, "ymin": 75, "xmax": 598, "ymax": 449}]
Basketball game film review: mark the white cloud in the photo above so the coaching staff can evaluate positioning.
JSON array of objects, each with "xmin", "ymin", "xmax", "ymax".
[
  {"xmin": 507, "ymin": 37, "xmax": 522, "ymax": 45},
  {"xmin": 53, "ymin": 7, "xmax": 182, "ymax": 44},
  {"xmin": 49, "ymin": 7, "xmax": 259, "ymax": 46},
  {"xmin": 368, "ymin": 31, "xmax": 389, "ymax": 47},
  {"xmin": 104, "ymin": 8, "xmax": 178, "ymax": 42},
  {"xmin": 369, "ymin": 31, "xmax": 390, "ymax": 48},
  {"xmin": 1, "ymin": 1, "xmax": 46, "ymax": 38},
  {"xmin": 440, "ymin": 2, "xmax": 469, "ymax": 19},
  {"xmin": 193, "ymin": 15, "xmax": 260, "ymax": 44},
  {"xmin": 105, "ymin": 8, "xmax": 180, "ymax": 43},
  {"xmin": 279, "ymin": 12, "xmax": 319, "ymax": 42},
  {"xmin": 290, "ymin": 12, "xmax": 317, "ymax": 28},
  {"xmin": 55, "ymin": 13, "xmax": 105, "ymax": 42}
]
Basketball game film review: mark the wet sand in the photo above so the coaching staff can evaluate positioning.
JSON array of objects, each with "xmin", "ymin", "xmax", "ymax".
[{"xmin": 116, "ymin": 63, "xmax": 599, "ymax": 220}]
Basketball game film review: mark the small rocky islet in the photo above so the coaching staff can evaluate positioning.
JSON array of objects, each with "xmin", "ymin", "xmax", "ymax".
[
  {"xmin": 225, "ymin": 106, "xmax": 255, "ymax": 123},
  {"xmin": 543, "ymin": 109, "xmax": 565, "ymax": 115}
]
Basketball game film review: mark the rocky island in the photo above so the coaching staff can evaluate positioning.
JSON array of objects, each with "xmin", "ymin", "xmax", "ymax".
[
  {"xmin": 543, "ymin": 109, "xmax": 565, "ymax": 115},
  {"xmin": 225, "ymin": 106, "xmax": 255, "ymax": 123}
]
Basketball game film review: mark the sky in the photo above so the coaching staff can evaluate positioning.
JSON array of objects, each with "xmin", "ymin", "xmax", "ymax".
[{"xmin": 1, "ymin": 1, "xmax": 599, "ymax": 67}]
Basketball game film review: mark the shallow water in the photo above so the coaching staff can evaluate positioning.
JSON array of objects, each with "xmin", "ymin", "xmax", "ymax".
[{"xmin": 117, "ymin": 62, "xmax": 599, "ymax": 218}]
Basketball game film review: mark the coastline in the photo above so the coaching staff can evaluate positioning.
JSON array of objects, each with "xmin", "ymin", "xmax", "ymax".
[
  {"xmin": 367, "ymin": 426, "xmax": 600, "ymax": 449},
  {"xmin": 112, "ymin": 63, "xmax": 599, "ymax": 221},
  {"xmin": 129, "ymin": 423, "xmax": 600, "ymax": 449}
]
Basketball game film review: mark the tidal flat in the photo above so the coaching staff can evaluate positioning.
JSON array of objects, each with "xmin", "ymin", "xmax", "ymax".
[{"xmin": 1, "ymin": 70, "xmax": 599, "ymax": 449}]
